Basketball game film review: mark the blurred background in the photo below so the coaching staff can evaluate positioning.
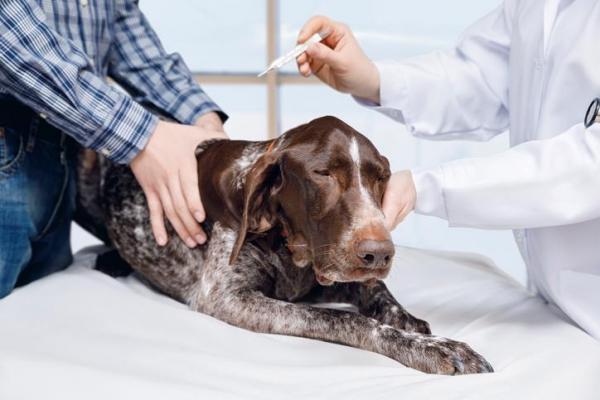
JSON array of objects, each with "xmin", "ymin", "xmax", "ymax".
[{"xmin": 72, "ymin": 0, "xmax": 526, "ymax": 284}]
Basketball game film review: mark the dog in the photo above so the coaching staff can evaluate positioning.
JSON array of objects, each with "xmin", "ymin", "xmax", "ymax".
[{"xmin": 79, "ymin": 116, "xmax": 493, "ymax": 375}]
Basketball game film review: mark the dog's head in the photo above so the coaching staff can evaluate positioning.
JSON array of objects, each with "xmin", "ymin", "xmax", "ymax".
[{"xmin": 230, "ymin": 116, "xmax": 393, "ymax": 285}]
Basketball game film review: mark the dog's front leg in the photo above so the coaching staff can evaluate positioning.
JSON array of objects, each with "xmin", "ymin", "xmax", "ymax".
[
  {"xmin": 192, "ymin": 284, "xmax": 491, "ymax": 375},
  {"xmin": 359, "ymin": 281, "xmax": 432, "ymax": 334},
  {"xmin": 185, "ymin": 227, "xmax": 491, "ymax": 375},
  {"xmin": 306, "ymin": 281, "xmax": 431, "ymax": 334}
]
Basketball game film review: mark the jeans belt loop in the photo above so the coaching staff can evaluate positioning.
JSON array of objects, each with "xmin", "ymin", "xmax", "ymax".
[
  {"xmin": 59, "ymin": 133, "xmax": 67, "ymax": 165},
  {"xmin": 26, "ymin": 117, "xmax": 39, "ymax": 153}
]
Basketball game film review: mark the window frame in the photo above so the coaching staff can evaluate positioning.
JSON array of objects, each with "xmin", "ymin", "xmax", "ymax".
[{"xmin": 192, "ymin": 0, "xmax": 319, "ymax": 139}]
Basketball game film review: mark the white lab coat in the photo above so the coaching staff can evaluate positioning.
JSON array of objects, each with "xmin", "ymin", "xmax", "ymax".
[{"xmin": 362, "ymin": 0, "xmax": 600, "ymax": 339}]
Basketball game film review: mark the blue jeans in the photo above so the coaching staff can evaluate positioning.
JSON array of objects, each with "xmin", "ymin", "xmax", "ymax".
[{"xmin": 0, "ymin": 117, "xmax": 77, "ymax": 299}]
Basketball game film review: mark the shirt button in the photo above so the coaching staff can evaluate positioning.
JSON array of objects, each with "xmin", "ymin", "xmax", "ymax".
[
  {"xmin": 39, "ymin": 112, "xmax": 48, "ymax": 120},
  {"xmin": 534, "ymin": 58, "xmax": 544, "ymax": 70},
  {"xmin": 100, "ymin": 148, "xmax": 111, "ymax": 157},
  {"xmin": 81, "ymin": 0, "xmax": 88, "ymax": 7}
]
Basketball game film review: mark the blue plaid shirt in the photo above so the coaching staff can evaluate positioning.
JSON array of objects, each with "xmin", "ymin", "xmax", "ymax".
[{"xmin": 0, "ymin": 0, "xmax": 225, "ymax": 163}]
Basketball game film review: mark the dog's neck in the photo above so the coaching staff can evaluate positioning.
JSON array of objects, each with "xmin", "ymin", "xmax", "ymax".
[
  {"xmin": 195, "ymin": 138, "xmax": 311, "ymax": 265},
  {"xmin": 195, "ymin": 139, "xmax": 250, "ymax": 230}
]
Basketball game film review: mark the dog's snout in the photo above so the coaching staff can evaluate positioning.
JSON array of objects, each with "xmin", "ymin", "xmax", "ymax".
[{"xmin": 355, "ymin": 239, "xmax": 394, "ymax": 268}]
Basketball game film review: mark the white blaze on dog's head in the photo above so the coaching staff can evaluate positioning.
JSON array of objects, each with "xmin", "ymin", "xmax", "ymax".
[{"xmin": 348, "ymin": 137, "xmax": 385, "ymax": 231}]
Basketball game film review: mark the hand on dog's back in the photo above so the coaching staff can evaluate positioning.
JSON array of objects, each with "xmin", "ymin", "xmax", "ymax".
[{"xmin": 130, "ymin": 118, "xmax": 228, "ymax": 249}]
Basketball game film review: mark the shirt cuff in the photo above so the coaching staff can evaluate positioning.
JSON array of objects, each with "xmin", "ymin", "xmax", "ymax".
[
  {"xmin": 86, "ymin": 94, "xmax": 159, "ymax": 164},
  {"xmin": 164, "ymin": 87, "xmax": 228, "ymax": 126},
  {"xmin": 353, "ymin": 62, "xmax": 411, "ymax": 124},
  {"xmin": 412, "ymin": 166, "xmax": 448, "ymax": 220},
  {"xmin": 188, "ymin": 103, "xmax": 228, "ymax": 126}
]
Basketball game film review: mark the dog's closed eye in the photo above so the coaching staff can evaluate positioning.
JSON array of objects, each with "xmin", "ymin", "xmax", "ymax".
[{"xmin": 313, "ymin": 169, "xmax": 331, "ymax": 177}]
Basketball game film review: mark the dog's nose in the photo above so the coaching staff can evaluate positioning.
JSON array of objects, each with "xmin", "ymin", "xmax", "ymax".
[{"xmin": 355, "ymin": 240, "xmax": 395, "ymax": 269}]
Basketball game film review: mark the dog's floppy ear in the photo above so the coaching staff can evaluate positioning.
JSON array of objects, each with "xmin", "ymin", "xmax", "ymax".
[{"xmin": 229, "ymin": 151, "xmax": 283, "ymax": 265}]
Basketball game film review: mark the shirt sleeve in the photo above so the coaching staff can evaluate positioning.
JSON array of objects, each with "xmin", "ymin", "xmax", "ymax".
[
  {"xmin": 0, "ymin": 0, "xmax": 158, "ymax": 164},
  {"xmin": 108, "ymin": 0, "xmax": 227, "ymax": 125},
  {"xmin": 412, "ymin": 123, "xmax": 600, "ymax": 230},
  {"xmin": 357, "ymin": 1, "xmax": 512, "ymax": 141}
]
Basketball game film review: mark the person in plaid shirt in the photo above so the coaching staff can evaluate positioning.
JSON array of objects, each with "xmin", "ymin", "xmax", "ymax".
[{"xmin": 0, "ymin": 0, "xmax": 228, "ymax": 298}]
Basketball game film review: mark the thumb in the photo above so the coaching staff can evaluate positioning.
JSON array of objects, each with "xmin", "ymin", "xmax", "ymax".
[{"xmin": 306, "ymin": 42, "xmax": 343, "ymax": 69}]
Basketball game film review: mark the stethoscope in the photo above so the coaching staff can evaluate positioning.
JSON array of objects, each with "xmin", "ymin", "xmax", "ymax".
[{"xmin": 584, "ymin": 98, "xmax": 600, "ymax": 128}]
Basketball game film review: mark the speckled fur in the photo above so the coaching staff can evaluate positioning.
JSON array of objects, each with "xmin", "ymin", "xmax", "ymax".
[
  {"xmin": 234, "ymin": 143, "xmax": 265, "ymax": 190},
  {"xmin": 88, "ymin": 116, "xmax": 493, "ymax": 375}
]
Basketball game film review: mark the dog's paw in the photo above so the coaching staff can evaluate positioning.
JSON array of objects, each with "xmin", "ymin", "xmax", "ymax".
[
  {"xmin": 374, "ymin": 327, "xmax": 493, "ymax": 375},
  {"xmin": 410, "ymin": 335, "xmax": 494, "ymax": 375}
]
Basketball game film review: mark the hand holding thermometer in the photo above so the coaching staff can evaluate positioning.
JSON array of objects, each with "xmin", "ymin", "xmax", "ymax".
[{"xmin": 258, "ymin": 31, "xmax": 330, "ymax": 77}]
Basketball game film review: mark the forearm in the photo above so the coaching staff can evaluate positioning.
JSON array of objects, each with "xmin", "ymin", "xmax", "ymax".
[
  {"xmin": 357, "ymin": 3, "xmax": 511, "ymax": 141},
  {"xmin": 194, "ymin": 111, "xmax": 225, "ymax": 132},
  {"xmin": 370, "ymin": 55, "xmax": 509, "ymax": 140},
  {"xmin": 413, "ymin": 123, "xmax": 600, "ymax": 229},
  {"xmin": 0, "ymin": 0, "xmax": 157, "ymax": 163},
  {"xmin": 108, "ymin": 0, "xmax": 227, "ymax": 126}
]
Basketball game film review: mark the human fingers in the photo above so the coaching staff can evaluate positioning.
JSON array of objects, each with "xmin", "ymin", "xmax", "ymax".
[
  {"xmin": 146, "ymin": 190, "xmax": 168, "ymax": 246},
  {"xmin": 159, "ymin": 185, "xmax": 196, "ymax": 248},
  {"xmin": 179, "ymin": 159, "xmax": 207, "ymax": 244}
]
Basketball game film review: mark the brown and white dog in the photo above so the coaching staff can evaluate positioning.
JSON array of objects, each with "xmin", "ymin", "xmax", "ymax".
[{"xmin": 79, "ymin": 116, "xmax": 493, "ymax": 375}]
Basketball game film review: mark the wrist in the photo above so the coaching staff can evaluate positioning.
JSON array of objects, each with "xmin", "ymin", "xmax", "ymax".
[
  {"xmin": 194, "ymin": 112, "xmax": 224, "ymax": 132},
  {"xmin": 354, "ymin": 60, "xmax": 381, "ymax": 104},
  {"xmin": 93, "ymin": 96, "xmax": 158, "ymax": 165},
  {"xmin": 131, "ymin": 120, "xmax": 167, "ymax": 165},
  {"xmin": 407, "ymin": 171, "xmax": 417, "ymax": 211}
]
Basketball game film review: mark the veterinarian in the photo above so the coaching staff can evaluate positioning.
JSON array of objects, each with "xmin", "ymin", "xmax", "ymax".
[
  {"xmin": 0, "ymin": 0, "xmax": 227, "ymax": 298},
  {"xmin": 297, "ymin": 0, "xmax": 600, "ymax": 340}
]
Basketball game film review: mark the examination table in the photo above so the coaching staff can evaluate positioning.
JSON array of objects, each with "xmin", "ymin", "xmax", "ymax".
[{"xmin": 1, "ymin": 246, "xmax": 599, "ymax": 399}]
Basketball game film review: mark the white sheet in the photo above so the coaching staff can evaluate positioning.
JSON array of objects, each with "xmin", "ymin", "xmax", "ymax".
[{"xmin": 1, "ymin": 246, "xmax": 599, "ymax": 400}]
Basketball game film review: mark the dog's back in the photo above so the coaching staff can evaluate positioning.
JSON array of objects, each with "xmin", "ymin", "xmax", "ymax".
[
  {"xmin": 102, "ymin": 163, "xmax": 208, "ymax": 301},
  {"xmin": 76, "ymin": 149, "xmax": 208, "ymax": 301}
]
